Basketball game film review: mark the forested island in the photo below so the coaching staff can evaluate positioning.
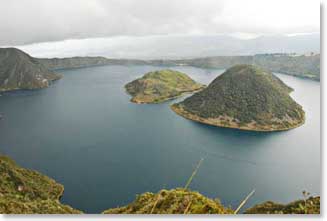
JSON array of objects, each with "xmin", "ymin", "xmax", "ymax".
[{"xmin": 172, "ymin": 65, "xmax": 305, "ymax": 131}]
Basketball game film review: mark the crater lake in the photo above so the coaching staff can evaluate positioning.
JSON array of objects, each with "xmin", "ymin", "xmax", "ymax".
[{"xmin": 0, "ymin": 65, "xmax": 320, "ymax": 213}]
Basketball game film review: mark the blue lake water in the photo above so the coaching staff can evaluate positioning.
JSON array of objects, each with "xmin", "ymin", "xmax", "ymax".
[{"xmin": 0, "ymin": 65, "xmax": 320, "ymax": 213}]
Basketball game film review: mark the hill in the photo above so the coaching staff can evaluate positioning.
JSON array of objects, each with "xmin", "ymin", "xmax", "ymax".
[
  {"xmin": 171, "ymin": 65, "xmax": 305, "ymax": 131},
  {"xmin": 125, "ymin": 69, "xmax": 205, "ymax": 103},
  {"xmin": 0, "ymin": 48, "xmax": 62, "ymax": 92}
]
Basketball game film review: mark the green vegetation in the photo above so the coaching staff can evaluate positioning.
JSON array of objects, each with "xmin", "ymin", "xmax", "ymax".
[
  {"xmin": 174, "ymin": 54, "xmax": 320, "ymax": 81},
  {"xmin": 0, "ymin": 155, "xmax": 82, "ymax": 214},
  {"xmin": 253, "ymin": 54, "xmax": 320, "ymax": 81},
  {"xmin": 103, "ymin": 188, "xmax": 233, "ymax": 214},
  {"xmin": 172, "ymin": 64, "xmax": 305, "ymax": 131},
  {"xmin": 103, "ymin": 188, "xmax": 320, "ymax": 215},
  {"xmin": 125, "ymin": 69, "xmax": 205, "ymax": 103},
  {"xmin": 245, "ymin": 196, "xmax": 320, "ymax": 214},
  {"xmin": 0, "ymin": 154, "xmax": 320, "ymax": 214}
]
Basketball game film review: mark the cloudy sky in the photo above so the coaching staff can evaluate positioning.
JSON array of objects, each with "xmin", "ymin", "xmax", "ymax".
[{"xmin": 0, "ymin": 0, "xmax": 320, "ymax": 58}]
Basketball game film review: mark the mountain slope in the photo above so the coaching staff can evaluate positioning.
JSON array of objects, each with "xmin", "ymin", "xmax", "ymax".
[
  {"xmin": 0, "ymin": 155, "xmax": 82, "ymax": 214},
  {"xmin": 171, "ymin": 65, "xmax": 305, "ymax": 131},
  {"xmin": 0, "ymin": 48, "xmax": 62, "ymax": 92},
  {"xmin": 125, "ymin": 69, "xmax": 205, "ymax": 103}
]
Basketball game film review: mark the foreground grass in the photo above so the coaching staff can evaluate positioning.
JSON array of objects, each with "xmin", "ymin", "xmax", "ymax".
[
  {"xmin": 103, "ymin": 188, "xmax": 233, "ymax": 214},
  {"xmin": 0, "ymin": 155, "xmax": 82, "ymax": 214},
  {"xmin": 0, "ymin": 154, "xmax": 320, "ymax": 214}
]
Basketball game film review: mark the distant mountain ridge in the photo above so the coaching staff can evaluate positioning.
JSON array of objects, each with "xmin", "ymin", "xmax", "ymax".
[
  {"xmin": 36, "ymin": 53, "xmax": 320, "ymax": 81},
  {"xmin": 37, "ymin": 56, "xmax": 149, "ymax": 70},
  {"xmin": 171, "ymin": 53, "xmax": 320, "ymax": 80},
  {"xmin": 0, "ymin": 48, "xmax": 320, "ymax": 93}
]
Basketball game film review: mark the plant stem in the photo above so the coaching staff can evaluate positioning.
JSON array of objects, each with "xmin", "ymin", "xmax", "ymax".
[
  {"xmin": 184, "ymin": 158, "xmax": 204, "ymax": 190},
  {"xmin": 234, "ymin": 189, "xmax": 255, "ymax": 214}
]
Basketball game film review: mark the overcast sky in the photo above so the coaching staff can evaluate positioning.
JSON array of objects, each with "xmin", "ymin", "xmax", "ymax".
[{"xmin": 0, "ymin": 0, "xmax": 320, "ymax": 46}]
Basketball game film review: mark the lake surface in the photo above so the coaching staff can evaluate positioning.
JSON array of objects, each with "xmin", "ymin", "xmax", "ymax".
[{"xmin": 0, "ymin": 65, "xmax": 320, "ymax": 213}]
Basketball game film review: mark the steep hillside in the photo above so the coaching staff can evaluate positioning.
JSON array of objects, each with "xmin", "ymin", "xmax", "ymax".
[
  {"xmin": 0, "ymin": 48, "xmax": 62, "ymax": 92},
  {"xmin": 0, "ymin": 155, "xmax": 81, "ymax": 214}
]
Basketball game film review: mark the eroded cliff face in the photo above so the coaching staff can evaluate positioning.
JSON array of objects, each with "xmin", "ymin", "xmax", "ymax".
[{"xmin": 0, "ymin": 48, "xmax": 62, "ymax": 92}]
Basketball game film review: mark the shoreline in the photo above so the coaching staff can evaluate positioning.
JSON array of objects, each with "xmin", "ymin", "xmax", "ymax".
[
  {"xmin": 171, "ymin": 105, "xmax": 305, "ymax": 132},
  {"xmin": 127, "ymin": 86, "xmax": 205, "ymax": 104}
]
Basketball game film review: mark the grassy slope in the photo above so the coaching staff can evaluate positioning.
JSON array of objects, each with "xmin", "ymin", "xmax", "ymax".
[
  {"xmin": 103, "ymin": 188, "xmax": 320, "ymax": 215},
  {"xmin": 103, "ymin": 188, "xmax": 233, "ymax": 214},
  {"xmin": 0, "ymin": 155, "xmax": 82, "ymax": 214},
  {"xmin": 245, "ymin": 196, "xmax": 320, "ymax": 214},
  {"xmin": 0, "ymin": 155, "xmax": 319, "ymax": 214},
  {"xmin": 125, "ymin": 69, "xmax": 205, "ymax": 103}
]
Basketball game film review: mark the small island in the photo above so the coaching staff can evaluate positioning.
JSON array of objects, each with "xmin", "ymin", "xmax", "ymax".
[
  {"xmin": 171, "ymin": 65, "xmax": 305, "ymax": 132},
  {"xmin": 125, "ymin": 69, "xmax": 205, "ymax": 104}
]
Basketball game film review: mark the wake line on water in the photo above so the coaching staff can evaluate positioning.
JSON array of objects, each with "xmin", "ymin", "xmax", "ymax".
[
  {"xmin": 205, "ymin": 152, "xmax": 258, "ymax": 166},
  {"xmin": 185, "ymin": 144, "xmax": 262, "ymax": 166}
]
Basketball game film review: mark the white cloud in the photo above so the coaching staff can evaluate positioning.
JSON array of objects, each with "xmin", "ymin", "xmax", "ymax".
[
  {"xmin": 0, "ymin": 0, "xmax": 320, "ymax": 46},
  {"xmin": 17, "ymin": 33, "xmax": 320, "ymax": 59}
]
